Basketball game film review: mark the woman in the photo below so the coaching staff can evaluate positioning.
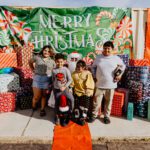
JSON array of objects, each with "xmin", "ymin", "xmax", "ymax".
[{"xmin": 29, "ymin": 45, "xmax": 55, "ymax": 117}]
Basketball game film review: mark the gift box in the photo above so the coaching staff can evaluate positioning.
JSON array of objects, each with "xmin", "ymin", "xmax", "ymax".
[
  {"xmin": 17, "ymin": 45, "xmax": 33, "ymax": 68},
  {"xmin": 0, "ymin": 72, "xmax": 20, "ymax": 92},
  {"xmin": 127, "ymin": 80, "xmax": 143, "ymax": 102},
  {"xmin": 14, "ymin": 67, "xmax": 33, "ymax": 87},
  {"xmin": 16, "ymin": 87, "xmax": 33, "ymax": 109},
  {"xmin": 117, "ymin": 54, "xmax": 129, "ymax": 66},
  {"xmin": 129, "ymin": 59, "xmax": 150, "ymax": 66},
  {"xmin": 134, "ymin": 97, "xmax": 150, "ymax": 118},
  {"xmin": 111, "ymin": 91, "xmax": 125, "ymax": 117},
  {"xmin": 0, "ymin": 53, "xmax": 17, "ymax": 68},
  {"xmin": 116, "ymin": 88, "xmax": 129, "ymax": 114},
  {"xmin": 0, "ymin": 92, "xmax": 16, "ymax": 112}
]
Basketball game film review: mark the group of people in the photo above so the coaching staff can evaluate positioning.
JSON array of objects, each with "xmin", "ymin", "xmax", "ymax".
[{"xmin": 29, "ymin": 41, "xmax": 126, "ymax": 126}]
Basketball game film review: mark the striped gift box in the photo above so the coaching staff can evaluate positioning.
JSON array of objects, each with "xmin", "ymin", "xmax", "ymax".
[
  {"xmin": 111, "ymin": 91, "xmax": 125, "ymax": 117},
  {"xmin": 0, "ymin": 53, "xmax": 17, "ymax": 68},
  {"xmin": 0, "ymin": 92, "xmax": 16, "ymax": 112},
  {"xmin": 129, "ymin": 59, "xmax": 150, "ymax": 66}
]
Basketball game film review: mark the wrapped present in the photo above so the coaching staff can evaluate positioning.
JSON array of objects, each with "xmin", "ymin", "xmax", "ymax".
[
  {"xmin": 129, "ymin": 59, "xmax": 150, "ymax": 66},
  {"xmin": 117, "ymin": 54, "xmax": 129, "ymax": 66},
  {"xmin": 126, "ymin": 66, "xmax": 149, "ymax": 85},
  {"xmin": 16, "ymin": 87, "xmax": 33, "ymax": 109},
  {"xmin": 0, "ymin": 53, "xmax": 17, "ymax": 68},
  {"xmin": 111, "ymin": 91, "xmax": 124, "ymax": 117},
  {"xmin": 127, "ymin": 103, "xmax": 134, "ymax": 120},
  {"xmin": 127, "ymin": 80, "xmax": 143, "ymax": 102},
  {"xmin": 0, "ymin": 73, "xmax": 20, "ymax": 92},
  {"xmin": 14, "ymin": 67, "xmax": 33, "ymax": 87},
  {"xmin": 17, "ymin": 45, "xmax": 33, "ymax": 68},
  {"xmin": 148, "ymin": 100, "xmax": 150, "ymax": 121},
  {"xmin": 0, "ymin": 92, "xmax": 16, "ymax": 112},
  {"xmin": 134, "ymin": 97, "xmax": 150, "ymax": 118},
  {"xmin": 116, "ymin": 88, "xmax": 129, "ymax": 114}
]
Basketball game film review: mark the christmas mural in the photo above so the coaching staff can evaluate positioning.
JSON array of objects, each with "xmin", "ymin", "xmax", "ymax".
[{"xmin": 0, "ymin": 6, "xmax": 132, "ymax": 62}]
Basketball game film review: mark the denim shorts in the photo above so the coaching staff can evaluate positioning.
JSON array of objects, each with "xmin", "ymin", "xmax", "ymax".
[{"xmin": 32, "ymin": 74, "xmax": 52, "ymax": 89}]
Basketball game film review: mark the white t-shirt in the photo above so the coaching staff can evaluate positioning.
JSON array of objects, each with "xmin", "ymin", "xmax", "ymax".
[{"xmin": 92, "ymin": 54, "xmax": 126, "ymax": 89}]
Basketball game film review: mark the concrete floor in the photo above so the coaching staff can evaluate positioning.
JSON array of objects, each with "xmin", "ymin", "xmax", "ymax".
[{"xmin": 0, "ymin": 107, "xmax": 150, "ymax": 140}]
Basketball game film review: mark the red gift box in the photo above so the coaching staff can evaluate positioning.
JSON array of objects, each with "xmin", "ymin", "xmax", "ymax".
[
  {"xmin": 111, "ymin": 91, "xmax": 125, "ymax": 117},
  {"xmin": 17, "ymin": 45, "xmax": 33, "ymax": 68},
  {"xmin": 0, "ymin": 92, "xmax": 16, "ymax": 112},
  {"xmin": 116, "ymin": 88, "xmax": 129, "ymax": 113},
  {"xmin": 129, "ymin": 59, "xmax": 150, "ymax": 66},
  {"xmin": 0, "ymin": 53, "xmax": 17, "ymax": 68},
  {"xmin": 14, "ymin": 67, "xmax": 33, "ymax": 87}
]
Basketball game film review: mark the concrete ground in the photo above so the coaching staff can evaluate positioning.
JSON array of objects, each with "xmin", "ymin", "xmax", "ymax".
[{"xmin": 0, "ymin": 107, "xmax": 150, "ymax": 150}]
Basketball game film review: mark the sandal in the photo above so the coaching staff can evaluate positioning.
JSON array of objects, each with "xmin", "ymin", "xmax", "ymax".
[{"xmin": 40, "ymin": 109, "xmax": 46, "ymax": 117}]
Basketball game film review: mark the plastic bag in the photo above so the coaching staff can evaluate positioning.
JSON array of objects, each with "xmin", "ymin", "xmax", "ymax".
[{"xmin": 48, "ymin": 90, "xmax": 55, "ymax": 108}]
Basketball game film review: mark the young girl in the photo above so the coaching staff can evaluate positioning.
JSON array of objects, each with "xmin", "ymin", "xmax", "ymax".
[
  {"xmin": 29, "ymin": 45, "xmax": 55, "ymax": 117},
  {"xmin": 71, "ymin": 60, "xmax": 95, "ymax": 125}
]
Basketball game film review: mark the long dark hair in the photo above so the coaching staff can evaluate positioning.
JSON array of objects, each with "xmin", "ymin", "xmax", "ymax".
[{"xmin": 39, "ymin": 45, "xmax": 55, "ymax": 58}]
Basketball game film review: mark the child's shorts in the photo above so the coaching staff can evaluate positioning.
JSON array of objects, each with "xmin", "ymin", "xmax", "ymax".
[{"xmin": 32, "ymin": 74, "xmax": 52, "ymax": 89}]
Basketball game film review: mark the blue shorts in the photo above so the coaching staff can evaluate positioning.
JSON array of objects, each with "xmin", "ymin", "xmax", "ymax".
[{"xmin": 32, "ymin": 75, "xmax": 52, "ymax": 89}]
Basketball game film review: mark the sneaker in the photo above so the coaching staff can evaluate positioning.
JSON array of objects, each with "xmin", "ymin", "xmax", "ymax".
[
  {"xmin": 103, "ymin": 117, "xmax": 111, "ymax": 124},
  {"xmin": 86, "ymin": 117, "xmax": 96, "ymax": 123},
  {"xmin": 40, "ymin": 109, "xmax": 46, "ymax": 117}
]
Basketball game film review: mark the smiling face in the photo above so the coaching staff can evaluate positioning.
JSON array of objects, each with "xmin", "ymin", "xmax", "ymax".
[
  {"xmin": 102, "ymin": 46, "xmax": 113, "ymax": 56},
  {"xmin": 42, "ymin": 47, "xmax": 53, "ymax": 58},
  {"xmin": 55, "ymin": 58, "xmax": 65, "ymax": 68}
]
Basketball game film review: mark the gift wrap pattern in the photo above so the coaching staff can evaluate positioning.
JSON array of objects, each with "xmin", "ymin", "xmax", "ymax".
[
  {"xmin": 0, "ymin": 73, "xmax": 20, "ymax": 92},
  {"xmin": 16, "ymin": 87, "xmax": 33, "ymax": 109},
  {"xmin": 111, "ymin": 91, "xmax": 125, "ymax": 117},
  {"xmin": 129, "ymin": 59, "xmax": 150, "ymax": 66},
  {"xmin": 14, "ymin": 67, "xmax": 33, "ymax": 87},
  {"xmin": 17, "ymin": 45, "xmax": 33, "ymax": 68},
  {"xmin": 0, "ymin": 53, "xmax": 17, "ymax": 68},
  {"xmin": 0, "ymin": 92, "xmax": 16, "ymax": 112},
  {"xmin": 117, "ymin": 54, "xmax": 129, "ymax": 66}
]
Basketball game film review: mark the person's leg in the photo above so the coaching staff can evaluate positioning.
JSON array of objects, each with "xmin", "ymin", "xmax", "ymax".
[
  {"xmin": 103, "ymin": 89, "xmax": 115, "ymax": 124},
  {"xmin": 104, "ymin": 89, "xmax": 115, "ymax": 117},
  {"xmin": 63, "ymin": 89, "xmax": 74, "ymax": 112},
  {"xmin": 32, "ymin": 87, "xmax": 42, "ymax": 110},
  {"xmin": 40, "ymin": 89, "xmax": 47, "ymax": 116},
  {"xmin": 92, "ymin": 88, "xmax": 105, "ymax": 119}
]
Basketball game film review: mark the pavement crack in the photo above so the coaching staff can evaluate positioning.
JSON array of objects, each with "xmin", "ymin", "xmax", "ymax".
[{"xmin": 21, "ymin": 110, "xmax": 34, "ymax": 136}]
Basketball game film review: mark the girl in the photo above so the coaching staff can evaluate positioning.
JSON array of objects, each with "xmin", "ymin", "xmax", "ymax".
[
  {"xmin": 71, "ymin": 60, "xmax": 95, "ymax": 125},
  {"xmin": 29, "ymin": 45, "xmax": 55, "ymax": 117}
]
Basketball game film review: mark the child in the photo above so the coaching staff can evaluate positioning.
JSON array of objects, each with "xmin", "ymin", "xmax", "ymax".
[
  {"xmin": 71, "ymin": 60, "xmax": 95, "ymax": 125},
  {"xmin": 91, "ymin": 41, "xmax": 126, "ymax": 124},
  {"xmin": 29, "ymin": 45, "xmax": 55, "ymax": 117},
  {"xmin": 52, "ymin": 53, "xmax": 74, "ymax": 125}
]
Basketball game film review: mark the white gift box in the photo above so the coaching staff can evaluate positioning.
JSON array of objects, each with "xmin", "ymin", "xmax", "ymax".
[{"xmin": 0, "ymin": 72, "xmax": 20, "ymax": 93}]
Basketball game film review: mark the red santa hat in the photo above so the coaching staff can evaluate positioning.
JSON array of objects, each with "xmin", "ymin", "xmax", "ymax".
[
  {"xmin": 59, "ymin": 95, "xmax": 69, "ymax": 112},
  {"xmin": 68, "ymin": 51, "xmax": 82, "ymax": 59}
]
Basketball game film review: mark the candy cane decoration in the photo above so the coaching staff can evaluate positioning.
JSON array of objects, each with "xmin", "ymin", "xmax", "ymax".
[
  {"xmin": 96, "ymin": 11, "xmax": 113, "ymax": 26},
  {"xmin": 83, "ymin": 52, "xmax": 96, "ymax": 65}
]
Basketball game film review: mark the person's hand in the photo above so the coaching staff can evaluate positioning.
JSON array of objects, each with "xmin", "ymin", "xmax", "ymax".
[
  {"xmin": 114, "ymin": 75, "xmax": 122, "ymax": 82},
  {"xmin": 60, "ymin": 86, "xmax": 66, "ymax": 91}
]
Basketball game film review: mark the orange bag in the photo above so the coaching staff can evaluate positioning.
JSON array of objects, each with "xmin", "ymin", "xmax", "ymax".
[{"xmin": 52, "ymin": 121, "xmax": 92, "ymax": 150}]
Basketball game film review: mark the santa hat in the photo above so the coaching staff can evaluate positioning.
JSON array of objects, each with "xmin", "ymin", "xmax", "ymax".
[
  {"xmin": 59, "ymin": 95, "xmax": 69, "ymax": 112},
  {"xmin": 68, "ymin": 51, "xmax": 82, "ymax": 59}
]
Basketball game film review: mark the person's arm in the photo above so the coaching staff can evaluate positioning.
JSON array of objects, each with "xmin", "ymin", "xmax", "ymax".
[
  {"xmin": 28, "ymin": 56, "xmax": 36, "ymax": 72},
  {"xmin": 91, "ymin": 57, "xmax": 97, "ymax": 82},
  {"xmin": 85, "ymin": 72, "xmax": 95, "ymax": 96}
]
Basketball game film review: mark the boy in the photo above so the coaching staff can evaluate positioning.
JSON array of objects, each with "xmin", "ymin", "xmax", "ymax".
[
  {"xmin": 91, "ymin": 41, "xmax": 126, "ymax": 124},
  {"xmin": 52, "ymin": 53, "xmax": 74, "ymax": 125}
]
